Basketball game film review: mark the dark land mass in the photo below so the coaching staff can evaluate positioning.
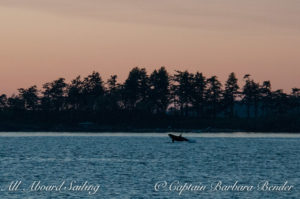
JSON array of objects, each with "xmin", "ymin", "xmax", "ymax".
[{"xmin": 0, "ymin": 113, "xmax": 299, "ymax": 133}]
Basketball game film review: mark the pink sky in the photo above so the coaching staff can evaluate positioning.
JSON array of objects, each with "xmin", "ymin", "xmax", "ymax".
[{"xmin": 0, "ymin": 0, "xmax": 299, "ymax": 95}]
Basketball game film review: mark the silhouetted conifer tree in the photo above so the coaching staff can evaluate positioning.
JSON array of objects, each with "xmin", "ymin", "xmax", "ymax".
[
  {"xmin": 223, "ymin": 73, "xmax": 239, "ymax": 118},
  {"xmin": 206, "ymin": 76, "xmax": 222, "ymax": 119}
]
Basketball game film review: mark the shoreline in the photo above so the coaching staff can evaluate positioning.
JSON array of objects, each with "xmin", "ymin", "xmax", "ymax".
[
  {"xmin": 1, "ymin": 121, "xmax": 299, "ymax": 133},
  {"xmin": 0, "ymin": 128, "xmax": 299, "ymax": 133}
]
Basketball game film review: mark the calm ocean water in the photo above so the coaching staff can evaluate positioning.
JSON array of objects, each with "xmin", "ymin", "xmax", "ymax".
[{"xmin": 0, "ymin": 133, "xmax": 299, "ymax": 198}]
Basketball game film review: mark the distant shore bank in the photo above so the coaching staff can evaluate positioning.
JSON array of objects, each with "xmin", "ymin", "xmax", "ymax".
[{"xmin": 0, "ymin": 123, "xmax": 299, "ymax": 133}]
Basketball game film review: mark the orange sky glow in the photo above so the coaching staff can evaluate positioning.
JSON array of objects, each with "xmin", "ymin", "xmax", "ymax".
[{"xmin": 0, "ymin": 0, "xmax": 299, "ymax": 95}]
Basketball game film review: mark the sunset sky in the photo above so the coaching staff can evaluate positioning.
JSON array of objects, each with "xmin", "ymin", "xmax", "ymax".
[{"xmin": 0, "ymin": 0, "xmax": 299, "ymax": 95}]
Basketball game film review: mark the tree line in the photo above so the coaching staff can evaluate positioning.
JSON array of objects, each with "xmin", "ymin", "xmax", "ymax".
[{"xmin": 0, "ymin": 67, "xmax": 299, "ymax": 131}]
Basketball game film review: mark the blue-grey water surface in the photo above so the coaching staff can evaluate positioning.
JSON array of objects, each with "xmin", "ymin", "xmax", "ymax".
[{"xmin": 0, "ymin": 133, "xmax": 299, "ymax": 198}]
